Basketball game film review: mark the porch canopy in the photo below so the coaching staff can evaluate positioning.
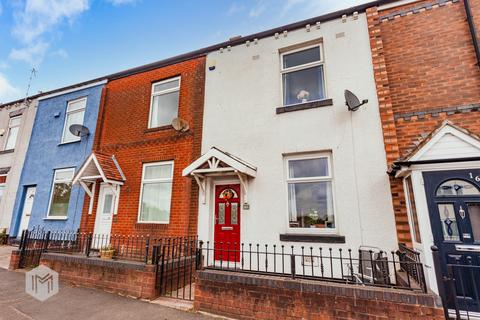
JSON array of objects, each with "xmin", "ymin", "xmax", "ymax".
[
  {"xmin": 182, "ymin": 147, "xmax": 257, "ymax": 203},
  {"xmin": 72, "ymin": 152, "xmax": 125, "ymax": 213}
]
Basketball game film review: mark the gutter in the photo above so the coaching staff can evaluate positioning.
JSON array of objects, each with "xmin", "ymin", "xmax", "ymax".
[{"xmin": 464, "ymin": 0, "xmax": 480, "ymax": 69}]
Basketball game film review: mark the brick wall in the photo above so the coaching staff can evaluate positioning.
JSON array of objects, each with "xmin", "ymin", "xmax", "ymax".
[
  {"xmin": 367, "ymin": 0, "xmax": 480, "ymax": 244},
  {"xmin": 40, "ymin": 252, "xmax": 157, "ymax": 299},
  {"xmin": 194, "ymin": 270, "xmax": 444, "ymax": 320},
  {"xmin": 79, "ymin": 57, "xmax": 206, "ymax": 237},
  {"xmin": 8, "ymin": 249, "xmax": 20, "ymax": 270}
]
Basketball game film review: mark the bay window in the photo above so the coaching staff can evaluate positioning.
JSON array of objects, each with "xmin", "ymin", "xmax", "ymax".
[
  {"xmin": 286, "ymin": 154, "xmax": 335, "ymax": 230},
  {"xmin": 138, "ymin": 161, "xmax": 174, "ymax": 223},
  {"xmin": 281, "ymin": 44, "xmax": 326, "ymax": 107}
]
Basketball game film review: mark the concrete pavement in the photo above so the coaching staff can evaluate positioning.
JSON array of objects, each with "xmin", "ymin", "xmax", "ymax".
[{"xmin": 0, "ymin": 268, "xmax": 215, "ymax": 320}]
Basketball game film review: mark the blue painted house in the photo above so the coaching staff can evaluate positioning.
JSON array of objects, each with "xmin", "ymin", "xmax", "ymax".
[{"xmin": 9, "ymin": 80, "xmax": 106, "ymax": 237}]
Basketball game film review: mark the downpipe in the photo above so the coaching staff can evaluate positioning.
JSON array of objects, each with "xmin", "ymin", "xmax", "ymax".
[{"xmin": 464, "ymin": 0, "xmax": 480, "ymax": 69}]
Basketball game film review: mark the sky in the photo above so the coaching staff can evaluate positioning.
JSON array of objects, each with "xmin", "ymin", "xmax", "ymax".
[{"xmin": 0, "ymin": 0, "xmax": 370, "ymax": 103}]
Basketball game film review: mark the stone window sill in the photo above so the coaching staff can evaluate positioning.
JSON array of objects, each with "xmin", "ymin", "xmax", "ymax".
[
  {"xmin": 144, "ymin": 125, "xmax": 173, "ymax": 133},
  {"xmin": 276, "ymin": 99, "xmax": 333, "ymax": 114},
  {"xmin": 0, "ymin": 149, "xmax": 14, "ymax": 155},
  {"xmin": 279, "ymin": 233, "xmax": 345, "ymax": 243}
]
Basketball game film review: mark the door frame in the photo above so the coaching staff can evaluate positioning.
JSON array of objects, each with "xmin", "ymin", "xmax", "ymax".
[
  {"xmin": 211, "ymin": 179, "xmax": 242, "ymax": 247},
  {"xmin": 93, "ymin": 183, "xmax": 117, "ymax": 237},
  {"xmin": 17, "ymin": 186, "xmax": 36, "ymax": 237},
  {"xmin": 400, "ymin": 160, "xmax": 480, "ymax": 296}
]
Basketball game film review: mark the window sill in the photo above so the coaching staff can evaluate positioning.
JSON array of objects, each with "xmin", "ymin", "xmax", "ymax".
[
  {"xmin": 276, "ymin": 99, "xmax": 333, "ymax": 114},
  {"xmin": 279, "ymin": 233, "xmax": 345, "ymax": 243},
  {"xmin": 136, "ymin": 221, "xmax": 169, "ymax": 225},
  {"xmin": 58, "ymin": 140, "xmax": 81, "ymax": 146},
  {"xmin": 144, "ymin": 125, "xmax": 173, "ymax": 133},
  {"xmin": 44, "ymin": 216, "xmax": 68, "ymax": 221},
  {"xmin": 0, "ymin": 149, "xmax": 14, "ymax": 155}
]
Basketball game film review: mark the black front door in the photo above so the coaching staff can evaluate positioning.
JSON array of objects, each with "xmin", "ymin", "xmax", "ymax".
[{"xmin": 424, "ymin": 170, "xmax": 480, "ymax": 313}]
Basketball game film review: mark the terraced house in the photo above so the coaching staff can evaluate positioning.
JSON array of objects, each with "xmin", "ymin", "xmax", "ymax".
[
  {"xmin": 9, "ymin": 80, "xmax": 106, "ymax": 237},
  {"xmin": 75, "ymin": 56, "xmax": 206, "ymax": 239},
  {"xmin": 367, "ymin": 0, "xmax": 480, "ymax": 316},
  {"xmin": 0, "ymin": 98, "xmax": 37, "ymax": 236}
]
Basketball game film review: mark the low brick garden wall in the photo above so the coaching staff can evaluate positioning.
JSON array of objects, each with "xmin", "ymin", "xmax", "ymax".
[
  {"xmin": 9, "ymin": 249, "xmax": 20, "ymax": 270},
  {"xmin": 194, "ymin": 270, "xmax": 444, "ymax": 320},
  {"xmin": 40, "ymin": 253, "xmax": 157, "ymax": 299}
]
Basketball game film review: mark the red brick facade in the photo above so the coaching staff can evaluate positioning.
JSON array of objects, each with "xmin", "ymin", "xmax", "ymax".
[
  {"xmin": 195, "ymin": 270, "xmax": 444, "ymax": 320},
  {"xmin": 367, "ymin": 0, "xmax": 480, "ymax": 244},
  {"xmin": 79, "ymin": 57, "xmax": 206, "ymax": 237}
]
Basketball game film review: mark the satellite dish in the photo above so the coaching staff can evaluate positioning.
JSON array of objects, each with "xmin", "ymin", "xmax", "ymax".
[
  {"xmin": 171, "ymin": 118, "xmax": 189, "ymax": 132},
  {"xmin": 345, "ymin": 90, "xmax": 368, "ymax": 111},
  {"xmin": 69, "ymin": 124, "xmax": 90, "ymax": 137}
]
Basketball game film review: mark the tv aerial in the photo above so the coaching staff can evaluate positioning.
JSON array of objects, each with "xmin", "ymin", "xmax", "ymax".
[
  {"xmin": 69, "ymin": 124, "xmax": 90, "ymax": 137},
  {"xmin": 171, "ymin": 117, "xmax": 189, "ymax": 132},
  {"xmin": 345, "ymin": 90, "xmax": 368, "ymax": 111}
]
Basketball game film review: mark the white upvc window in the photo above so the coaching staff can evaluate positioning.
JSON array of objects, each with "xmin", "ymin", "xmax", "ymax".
[
  {"xmin": 0, "ymin": 179, "xmax": 6, "ymax": 206},
  {"xmin": 148, "ymin": 77, "xmax": 180, "ymax": 128},
  {"xmin": 280, "ymin": 44, "xmax": 326, "ymax": 107},
  {"xmin": 47, "ymin": 168, "xmax": 75, "ymax": 218},
  {"xmin": 138, "ymin": 161, "xmax": 174, "ymax": 223},
  {"xmin": 4, "ymin": 116, "xmax": 21, "ymax": 150},
  {"xmin": 285, "ymin": 153, "xmax": 335, "ymax": 232},
  {"xmin": 61, "ymin": 97, "xmax": 87, "ymax": 144}
]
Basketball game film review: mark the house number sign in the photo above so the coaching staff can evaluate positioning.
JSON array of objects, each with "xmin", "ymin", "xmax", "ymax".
[{"xmin": 468, "ymin": 172, "xmax": 480, "ymax": 182}]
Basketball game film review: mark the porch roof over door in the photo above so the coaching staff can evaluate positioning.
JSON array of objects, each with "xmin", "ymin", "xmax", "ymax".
[
  {"xmin": 182, "ymin": 147, "xmax": 257, "ymax": 178},
  {"xmin": 73, "ymin": 152, "xmax": 126, "ymax": 186}
]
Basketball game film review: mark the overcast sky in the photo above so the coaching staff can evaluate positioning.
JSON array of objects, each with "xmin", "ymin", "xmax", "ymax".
[{"xmin": 0, "ymin": 0, "xmax": 371, "ymax": 103}]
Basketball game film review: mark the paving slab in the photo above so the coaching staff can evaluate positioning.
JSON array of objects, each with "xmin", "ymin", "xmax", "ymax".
[{"xmin": 0, "ymin": 268, "xmax": 215, "ymax": 320}]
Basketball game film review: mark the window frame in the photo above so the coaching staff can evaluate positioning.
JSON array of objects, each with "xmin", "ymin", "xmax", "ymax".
[
  {"xmin": 4, "ymin": 115, "xmax": 22, "ymax": 151},
  {"xmin": 284, "ymin": 153, "xmax": 337, "ymax": 234},
  {"xmin": 61, "ymin": 97, "xmax": 87, "ymax": 144},
  {"xmin": 137, "ymin": 160, "xmax": 174, "ymax": 224},
  {"xmin": 148, "ymin": 77, "xmax": 181, "ymax": 129},
  {"xmin": 280, "ymin": 43, "xmax": 327, "ymax": 107},
  {"xmin": 46, "ymin": 167, "xmax": 75, "ymax": 219}
]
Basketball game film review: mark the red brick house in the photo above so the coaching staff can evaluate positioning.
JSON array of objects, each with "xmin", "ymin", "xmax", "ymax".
[
  {"xmin": 75, "ymin": 56, "xmax": 206, "ymax": 237},
  {"xmin": 367, "ymin": 0, "xmax": 480, "ymax": 314}
]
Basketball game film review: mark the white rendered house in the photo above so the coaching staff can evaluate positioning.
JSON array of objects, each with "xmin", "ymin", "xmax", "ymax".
[{"xmin": 183, "ymin": 10, "xmax": 398, "ymax": 257}]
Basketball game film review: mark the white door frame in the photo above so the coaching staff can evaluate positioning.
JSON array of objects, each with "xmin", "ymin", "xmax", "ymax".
[
  {"xmin": 93, "ymin": 183, "xmax": 116, "ymax": 237},
  {"xmin": 404, "ymin": 160, "xmax": 480, "ymax": 295},
  {"xmin": 17, "ymin": 186, "xmax": 36, "ymax": 238}
]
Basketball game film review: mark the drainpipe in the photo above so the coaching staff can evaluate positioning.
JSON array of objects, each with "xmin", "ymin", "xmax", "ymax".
[{"xmin": 464, "ymin": 0, "xmax": 480, "ymax": 69}]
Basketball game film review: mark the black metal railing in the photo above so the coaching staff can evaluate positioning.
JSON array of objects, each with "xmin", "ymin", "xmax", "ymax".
[
  {"xmin": 18, "ymin": 228, "xmax": 197, "ymax": 267},
  {"xmin": 153, "ymin": 236, "xmax": 198, "ymax": 300},
  {"xmin": 198, "ymin": 241, "xmax": 428, "ymax": 292},
  {"xmin": 397, "ymin": 243, "xmax": 426, "ymax": 290}
]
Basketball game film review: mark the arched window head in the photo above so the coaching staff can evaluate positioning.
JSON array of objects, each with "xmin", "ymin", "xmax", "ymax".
[{"xmin": 436, "ymin": 179, "xmax": 480, "ymax": 196}]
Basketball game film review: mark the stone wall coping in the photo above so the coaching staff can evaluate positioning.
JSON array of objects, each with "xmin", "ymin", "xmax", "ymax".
[
  {"xmin": 41, "ymin": 252, "xmax": 154, "ymax": 271},
  {"xmin": 198, "ymin": 269, "xmax": 441, "ymax": 308}
]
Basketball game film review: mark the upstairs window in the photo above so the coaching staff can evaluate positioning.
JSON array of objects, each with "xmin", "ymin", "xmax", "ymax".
[
  {"xmin": 149, "ymin": 77, "xmax": 180, "ymax": 128},
  {"xmin": 281, "ymin": 44, "xmax": 326, "ymax": 107},
  {"xmin": 4, "ymin": 116, "xmax": 21, "ymax": 150},
  {"xmin": 48, "ymin": 168, "xmax": 75, "ymax": 218},
  {"xmin": 286, "ymin": 154, "xmax": 335, "ymax": 230},
  {"xmin": 62, "ymin": 97, "xmax": 86, "ymax": 144}
]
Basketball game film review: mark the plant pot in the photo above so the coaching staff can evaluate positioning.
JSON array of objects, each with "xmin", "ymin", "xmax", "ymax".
[{"xmin": 100, "ymin": 249, "xmax": 115, "ymax": 259}]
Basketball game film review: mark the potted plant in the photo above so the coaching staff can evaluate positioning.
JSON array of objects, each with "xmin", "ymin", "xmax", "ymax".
[
  {"xmin": 100, "ymin": 244, "xmax": 115, "ymax": 259},
  {"xmin": 0, "ymin": 229, "xmax": 7, "ymax": 245}
]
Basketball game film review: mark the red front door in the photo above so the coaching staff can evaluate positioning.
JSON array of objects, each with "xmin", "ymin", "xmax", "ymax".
[{"xmin": 214, "ymin": 184, "xmax": 241, "ymax": 262}]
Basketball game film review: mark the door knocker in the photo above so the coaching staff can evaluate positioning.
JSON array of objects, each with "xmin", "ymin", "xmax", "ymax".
[{"xmin": 459, "ymin": 206, "xmax": 466, "ymax": 220}]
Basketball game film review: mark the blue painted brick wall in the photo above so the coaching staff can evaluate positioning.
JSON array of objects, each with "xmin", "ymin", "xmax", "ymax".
[{"xmin": 9, "ymin": 84, "xmax": 104, "ymax": 236}]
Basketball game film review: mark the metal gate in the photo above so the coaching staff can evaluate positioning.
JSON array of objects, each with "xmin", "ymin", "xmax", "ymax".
[
  {"xmin": 18, "ymin": 229, "xmax": 50, "ymax": 268},
  {"xmin": 154, "ymin": 237, "xmax": 199, "ymax": 301}
]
